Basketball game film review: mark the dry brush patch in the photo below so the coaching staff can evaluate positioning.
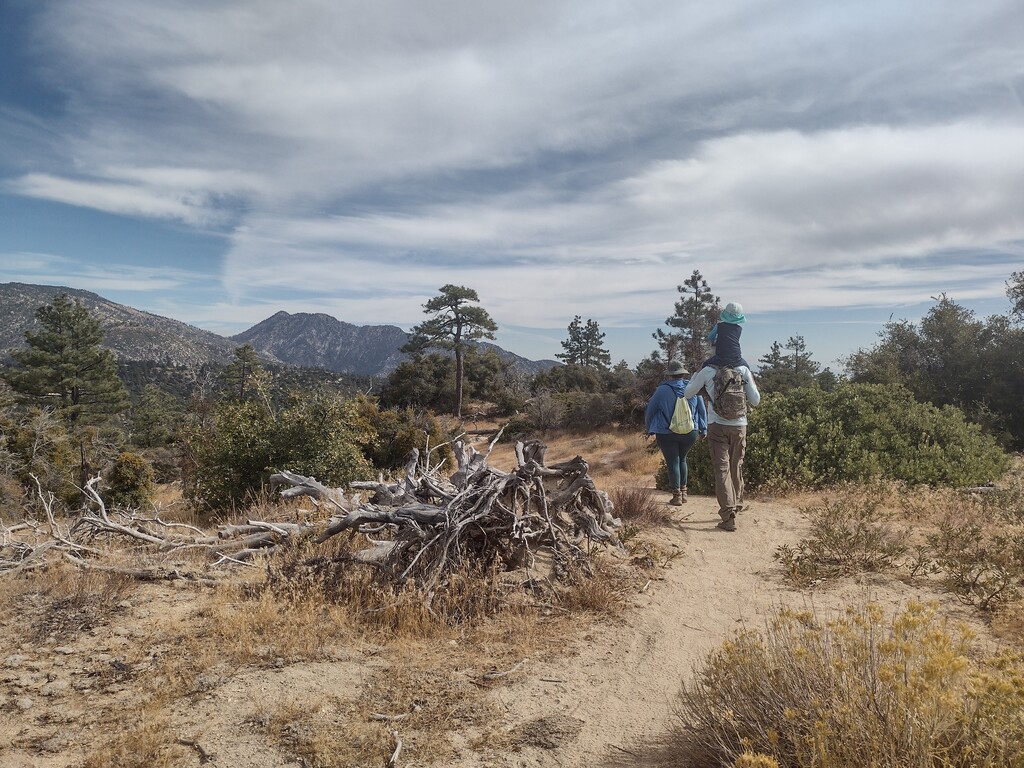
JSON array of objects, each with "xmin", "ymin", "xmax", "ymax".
[
  {"xmin": 637, "ymin": 601, "xmax": 1024, "ymax": 768},
  {"xmin": 772, "ymin": 469, "xmax": 1024, "ymax": 629}
]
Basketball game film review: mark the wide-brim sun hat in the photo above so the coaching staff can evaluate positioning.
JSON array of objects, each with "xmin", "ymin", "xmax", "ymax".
[
  {"xmin": 721, "ymin": 301, "xmax": 745, "ymax": 325},
  {"xmin": 667, "ymin": 361, "xmax": 690, "ymax": 376}
]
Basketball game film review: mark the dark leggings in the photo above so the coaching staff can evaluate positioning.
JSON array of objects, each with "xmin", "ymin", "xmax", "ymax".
[{"xmin": 655, "ymin": 430, "xmax": 699, "ymax": 488}]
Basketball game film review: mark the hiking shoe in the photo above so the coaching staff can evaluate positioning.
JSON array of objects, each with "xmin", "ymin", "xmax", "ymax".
[
  {"xmin": 669, "ymin": 491, "xmax": 683, "ymax": 506},
  {"xmin": 716, "ymin": 517, "xmax": 737, "ymax": 532}
]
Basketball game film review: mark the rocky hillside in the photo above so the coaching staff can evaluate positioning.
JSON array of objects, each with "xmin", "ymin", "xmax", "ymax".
[
  {"xmin": 232, "ymin": 311, "xmax": 409, "ymax": 375},
  {"xmin": 0, "ymin": 282, "xmax": 241, "ymax": 368},
  {"xmin": 233, "ymin": 311, "xmax": 558, "ymax": 377},
  {"xmin": 0, "ymin": 283, "xmax": 558, "ymax": 378}
]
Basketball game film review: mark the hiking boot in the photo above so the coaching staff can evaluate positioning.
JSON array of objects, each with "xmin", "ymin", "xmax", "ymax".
[
  {"xmin": 680, "ymin": 486, "xmax": 688, "ymax": 503},
  {"xmin": 669, "ymin": 490, "xmax": 683, "ymax": 506},
  {"xmin": 716, "ymin": 509, "xmax": 737, "ymax": 531}
]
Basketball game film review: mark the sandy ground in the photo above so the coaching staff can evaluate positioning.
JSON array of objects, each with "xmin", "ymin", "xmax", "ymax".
[
  {"xmin": 0, "ymin": 488, "xmax": 990, "ymax": 767},
  {"xmin": 445, "ymin": 492, "xmax": 988, "ymax": 768}
]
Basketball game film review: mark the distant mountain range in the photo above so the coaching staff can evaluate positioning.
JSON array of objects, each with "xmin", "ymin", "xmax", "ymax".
[{"xmin": 0, "ymin": 282, "xmax": 558, "ymax": 377}]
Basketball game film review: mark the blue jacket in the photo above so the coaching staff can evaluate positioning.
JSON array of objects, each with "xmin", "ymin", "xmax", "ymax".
[{"xmin": 645, "ymin": 379, "xmax": 707, "ymax": 435}]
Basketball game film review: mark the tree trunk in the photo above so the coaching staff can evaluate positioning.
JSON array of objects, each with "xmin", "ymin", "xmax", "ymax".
[{"xmin": 454, "ymin": 347, "xmax": 464, "ymax": 417}]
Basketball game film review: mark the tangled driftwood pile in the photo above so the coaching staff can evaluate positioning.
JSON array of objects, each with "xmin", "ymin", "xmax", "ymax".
[{"xmin": 1, "ymin": 437, "xmax": 622, "ymax": 597}]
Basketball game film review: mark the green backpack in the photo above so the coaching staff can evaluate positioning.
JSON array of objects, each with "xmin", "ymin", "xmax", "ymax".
[{"xmin": 669, "ymin": 395, "xmax": 695, "ymax": 434}]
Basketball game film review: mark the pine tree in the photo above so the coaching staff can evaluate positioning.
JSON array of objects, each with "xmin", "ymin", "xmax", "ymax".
[
  {"xmin": 5, "ymin": 294, "xmax": 128, "ymax": 426},
  {"xmin": 653, "ymin": 270, "xmax": 720, "ymax": 368},
  {"xmin": 219, "ymin": 344, "xmax": 272, "ymax": 405},
  {"xmin": 403, "ymin": 285, "xmax": 498, "ymax": 417},
  {"xmin": 757, "ymin": 335, "xmax": 821, "ymax": 391},
  {"xmin": 1008, "ymin": 270, "xmax": 1024, "ymax": 321},
  {"xmin": 557, "ymin": 316, "xmax": 611, "ymax": 370},
  {"xmin": 4, "ymin": 293, "xmax": 129, "ymax": 487}
]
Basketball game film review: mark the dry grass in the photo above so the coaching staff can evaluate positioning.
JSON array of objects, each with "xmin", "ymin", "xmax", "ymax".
[
  {"xmin": 255, "ymin": 695, "xmax": 396, "ymax": 768},
  {"xmin": 80, "ymin": 706, "xmax": 186, "ymax": 768},
  {"xmin": 1, "ymin": 562, "xmax": 137, "ymax": 642},
  {"xmin": 655, "ymin": 600, "xmax": 1024, "ymax": 768},
  {"xmin": 772, "ymin": 470, "xmax": 1024, "ymax": 626},
  {"xmin": 555, "ymin": 555, "xmax": 637, "ymax": 616},
  {"xmin": 612, "ymin": 483, "xmax": 673, "ymax": 525}
]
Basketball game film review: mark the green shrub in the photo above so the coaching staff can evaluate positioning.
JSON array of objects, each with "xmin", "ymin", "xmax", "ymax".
[
  {"xmin": 745, "ymin": 383, "xmax": 1008, "ymax": 490},
  {"xmin": 655, "ymin": 383, "xmax": 1007, "ymax": 498},
  {"xmin": 105, "ymin": 451, "xmax": 155, "ymax": 509},
  {"xmin": 355, "ymin": 396, "xmax": 454, "ymax": 472},
  {"xmin": 182, "ymin": 391, "xmax": 375, "ymax": 512},
  {"xmin": 1, "ymin": 407, "xmax": 78, "ymax": 504}
]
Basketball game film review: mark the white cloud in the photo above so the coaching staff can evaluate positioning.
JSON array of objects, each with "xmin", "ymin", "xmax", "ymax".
[
  {"xmin": 6, "ymin": 173, "xmax": 229, "ymax": 226},
  {"xmin": 5, "ymin": 1, "xmax": 1024, "ymax": 364},
  {"xmin": 210, "ymin": 120, "xmax": 1024, "ymax": 333}
]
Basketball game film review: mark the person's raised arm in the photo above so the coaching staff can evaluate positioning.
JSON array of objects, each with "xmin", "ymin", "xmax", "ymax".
[{"xmin": 683, "ymin": 367, "xmax": 710, "ymax": 399}]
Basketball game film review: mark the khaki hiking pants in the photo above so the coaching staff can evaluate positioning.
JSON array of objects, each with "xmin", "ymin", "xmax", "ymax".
[{"xmin": 707, "ymin": 422, "xmax": 746, "ymax": 517}]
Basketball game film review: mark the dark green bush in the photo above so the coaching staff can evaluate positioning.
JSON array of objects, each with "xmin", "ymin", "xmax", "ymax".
[
  {"xmin": 746, "ymin": 383, "xmax": 1009, "ymax": 489},
  {"xmin": 355, "ymin": 396, "xmax": 454, "ymax": 472},
  {"xmin": 557, "ymin": 391, "xmax": 620, "ymax": 431},
  {"xmin": 182, "ymin": 391, "xmax": 375, "ymax": 512},
  {"xmin": 105, "ymin": 451, "xmax": 155, "ymax": 509}
]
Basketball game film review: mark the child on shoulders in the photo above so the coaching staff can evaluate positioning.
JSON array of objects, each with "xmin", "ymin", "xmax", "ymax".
[{"xmin": 703, "ymin": 302, "xmax": 750, "ymax": 369}]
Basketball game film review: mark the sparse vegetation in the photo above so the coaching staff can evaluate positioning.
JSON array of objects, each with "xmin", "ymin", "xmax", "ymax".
[
  {"xmin": 774, "ymin": 487, "xmax": 910, "ymax": 585},
  {"xmin": 667, "ymin": 601, "xmax": 1024, "ymax": 768},
  {"xmin": 774, "ymin": 475, "xmax": 1024, "ymax": 613}
]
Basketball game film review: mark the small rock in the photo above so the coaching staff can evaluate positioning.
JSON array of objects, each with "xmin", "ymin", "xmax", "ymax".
[
  {"xmin": 39, "ymin": 733, "xmax": 75, "ymax": 753},
  {"xmin": 515, "ymin": 714, "xmax": 585, "ymax": 750},
  {"xmin": 42, "ymin": 680, "xmax": 71, "ymax": 697},
  {"xmin": 15, "ymin": 697, "xmax": 34, "ymax": 711},
  {"xmin": 11, "ymin": 673, "xmax": 38, "ymax": 689},
  {"xmin": 3, "ymin": 654, "xmax": 28, "ymax": 667},
  {"xmin": 195, "ymin": 673, "xmax": 221, "ymax": 692}
]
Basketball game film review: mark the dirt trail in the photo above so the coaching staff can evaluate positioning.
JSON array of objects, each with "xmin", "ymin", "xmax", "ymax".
[{"xmin": 450, "ymin": 491, "xmax": 987, "ymax": 768}]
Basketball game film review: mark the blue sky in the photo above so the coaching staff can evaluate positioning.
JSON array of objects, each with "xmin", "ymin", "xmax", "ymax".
[{"xmin": 1, "ymin": 1, "xmax": 1022, "ymax": 369}]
